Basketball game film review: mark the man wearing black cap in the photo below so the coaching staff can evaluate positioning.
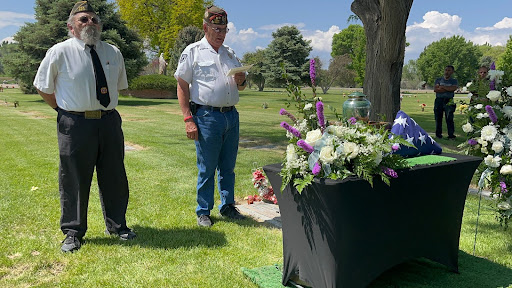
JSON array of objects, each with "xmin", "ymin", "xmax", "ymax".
[
  {"xmin": 174, "ymin": 5, "xmax": 247, "ymax": 227},
  {"xmin": 33, "ymin": 1, "xmax": 136, "ymax": 252}
]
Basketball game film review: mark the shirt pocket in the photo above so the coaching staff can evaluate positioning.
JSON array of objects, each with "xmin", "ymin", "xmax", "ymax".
[{"xmin": 194, "ymin": 61, "xmax": 217, "ymax": 82}]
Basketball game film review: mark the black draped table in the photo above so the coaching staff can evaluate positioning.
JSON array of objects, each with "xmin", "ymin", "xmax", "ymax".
[{"xmin": 263, "ymin": 153, "xmax": 482, "ymax": 288}]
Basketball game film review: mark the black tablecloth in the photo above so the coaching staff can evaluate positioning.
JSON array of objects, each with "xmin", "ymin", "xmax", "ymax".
[{"xmin": 264, "ymin": 153, "xmax": 482, "ymax": 288}]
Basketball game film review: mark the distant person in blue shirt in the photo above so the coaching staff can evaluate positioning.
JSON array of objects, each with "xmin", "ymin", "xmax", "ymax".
[{"xmin": 434, "ymin": 65, "xmax": 458, "ymax": 139}]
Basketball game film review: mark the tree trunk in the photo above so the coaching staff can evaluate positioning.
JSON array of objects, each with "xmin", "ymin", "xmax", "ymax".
[{"xmin": 351, "ymin": 0, "xmax": 413, "ymax": 122}]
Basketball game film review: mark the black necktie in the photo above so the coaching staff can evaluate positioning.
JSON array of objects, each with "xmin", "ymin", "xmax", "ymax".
[{"xmin": 87, "ymin": 45, "xmax": 110, "ymax": 108}]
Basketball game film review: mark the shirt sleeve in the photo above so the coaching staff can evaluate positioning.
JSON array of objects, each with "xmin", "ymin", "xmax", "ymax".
[
  {"xmin": 174, "ymin": 47, "xmax": 193, "ymax": 84},
  {"xmin": 117, "ymin": 52, "xmax": 129, "ymax": 90},
  {"xmin": 33, "ymin": 48, "xmax": 57, "ymax": 94}
]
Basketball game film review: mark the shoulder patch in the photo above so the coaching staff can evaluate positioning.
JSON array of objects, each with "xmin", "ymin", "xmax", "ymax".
[{"xmin": 179, "ymin": 54, "xmax": 188, "ymax": 63}]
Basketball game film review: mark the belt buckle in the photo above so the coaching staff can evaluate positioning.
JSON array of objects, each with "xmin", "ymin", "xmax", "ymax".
[
  {"xmin": 220, "ymin": 106, "xmax": 229, "ymax": 113},
  {"xmin": 84, "ymin": 110, "xmax": 102, "ymax": 119}
]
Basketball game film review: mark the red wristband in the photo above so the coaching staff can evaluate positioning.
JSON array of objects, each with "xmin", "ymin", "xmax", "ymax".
[{"xmin": 184, "ymin": 115, "xmax": 193, "ymax": 122}]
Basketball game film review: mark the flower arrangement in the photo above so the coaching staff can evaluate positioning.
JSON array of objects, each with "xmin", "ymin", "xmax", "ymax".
[
  {"xmin": 248, "ymin": 168, "xmax": 277, "ymax": 204},
  {"xmin": 459, "ymin": 63, "xmax": 512, "ymax": 228},
  {"xmin": 278, "ymin": 60, "xmax": 411, "ymax": 193}
]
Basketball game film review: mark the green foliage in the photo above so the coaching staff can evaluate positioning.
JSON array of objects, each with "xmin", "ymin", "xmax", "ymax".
[
  {"xmin": 498, "ymin": 36, "xmax": 512, "ymax": 87},
  {"xmin": 331, "ymin": 24, "xmax": 366, "ymax": 86},
  {"xmin": 116, "ymin": 0, "xmax": 212, "ymax": 58},
  {"xmin": 478, "ymin": 43, "xmax": 506, "ymax": 67},
  {"xmin": 402, "ymin": 59, "xmax": 424, "ymax": 89},
  {"xmin": 168, "ymin": 25, "xmax": 204, "ymax": 74},
  {"xmin": 2, "ymin": 0, "xmax": 146, "ymax": 94},
  {"xmin": 242, "ymin": 49, "xmax": 267, "ymax": 91},
  {"xmin": 416, "ymin": 35, "xmax": 481, "ymax": 87},
  {"xmin": 128, "ymin": 74, "xmax": 177, "ymax": 90},
  {"xmin": 263, "ymin": 26, "xmax": 312, "ymax": 87}
]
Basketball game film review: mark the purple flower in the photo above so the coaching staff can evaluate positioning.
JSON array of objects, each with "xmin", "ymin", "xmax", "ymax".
[
  {"xmin": 297, "ymin": 139, "xmax": 314, "ymax": 153},
  {"xmin": 348, "ymin": 117, "xmax": 357, "ymax": 125},
  {"xmin": 485, "ymin": 105, "xmax": 498, "ymax": 124},
  {"xmin": 490, "ymin": 80, "xmax": 496, "ymax": 91},
  {"xmin": 490, "ymin": 62, "xmax": 496, "ymax": 70},
  {"xmin": 468, "ymin": 139, "xmax": 478, "ymax": 146},
  {"xmin": 309, "ymin": 59, "xmax": 316, "ymax": 86},
  {"xmin": 280, "ymin": 121, "xmax": 302, "ymax": 138},
  {"xmin": 279, "ymin": 108, "xmax": 297, "ymax": 122},
  {"xmin": 316, "ymin": 101, "xmax": 325, "ymax": 130},
  {"xmin": 382, "ymin": 167, "xmax": 398, "ymax": 178},
  {"xmin": 500, "ymin": 181, "xmax": 507, "ymax": 194},
  {"xmin": 312, "ymin": 162, "xmax": 321, "ymax": 175},
  {"xmin": 391, "ymin": 143, "xmax": 400, "ymax": 151}
]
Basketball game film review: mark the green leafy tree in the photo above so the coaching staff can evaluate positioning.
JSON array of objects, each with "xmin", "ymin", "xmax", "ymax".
[
  {"xmin": 241, "ymin": 49, "xmax": 267, "ymax": 91},
  {"xmin": 401, "ymin": 59, "xmax": 423, "ymax": 89},
  {"xmin": 498, "ymin": 36, "xmax": 512, "ymax": 87},
  {"xmin": 478, "ymin": 43, "xmax": 505, "ymax": 67},
  {"xmin": 416, "ymin": 35, "xmax": 481, "ymax": 88},
  {"xmin": 116, "ymin": 0, "xmax": 212, "ymax": 58},
  {"xmin": 168, "ymin": 25, "xmax": 204, "ymax": 74},
  {"xmin": 263, "ymin": 26, "xmax": 312, "ymax": 87},
  {"xmin": 2, "ymin": 0, "xmax": 146, "ymax": 94},
  {"xmin": 331, "ymin": 24, "xmax": 366, "ymax": 86}
]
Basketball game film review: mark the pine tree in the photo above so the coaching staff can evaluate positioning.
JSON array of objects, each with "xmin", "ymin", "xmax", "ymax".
[{"xmin": 2, "ymin": 0, "xmax": 146, "ymax": 93}]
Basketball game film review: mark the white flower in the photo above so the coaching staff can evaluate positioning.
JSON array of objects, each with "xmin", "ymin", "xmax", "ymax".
[
  {"xmin": 484, "ymin": 155, "xmax": 501, "ymax": 168},
  {"xmin": 305, "ymin": 129, "xmax": 323, "ymax": 146},
  {"xmin": 503, "ymin": 106, "xmax": 512, "ymax": 119},
  {"xmin": 481, "ymin": 125, "xmax": 498, "ymax": 141},
  {"xmin": 467, "ymin": 92, "xmax": 473, "ymax": 100},
  {"xmin": 475, "ymin": 104, "xmax": 483, "ymax": 109},
  {"xmin": 466, "ymin": 82, "xmax": 472, "ymax": 87},
  {"xmin": 500, "ymin": 164, "xmax": 512, "ymax": 175},
  {"xmin": 488, "ymin": 70, "xmax": 504, "ymax": 82},
  {"xmin": 462, "ymin": 122, "xmax": 473, "ymax": 133},
  {"xmin": 486, "ymin": 90, "xmax": 501, "ymax": 102},
  {"xmin": 343, "ymin": 142, "xmax": 359, "ymax": 160},
  {"xmin": 319, "ymin": 145, "xmax": 337, "ymax": 164},
  {"xmin": 481, "ymin": 147, "xmax": 488, "ymax": 154},
  {"xmin": 497, "ymin": 202, "xmax": 511, "ymax": 210},
  {"xmin": 507, "ymin": 86, "xmax": 512, "ymax": 96},
  {"xmin": 286, "ymin": 144, "xmax": 299, "ymax": 168},
  {"xmin": 492, "ymin": 141, "xmax": 504, "ymax": 153},
  {"xmin": 304, "ymin": 103, "xmax": 313, "ymax": 110},
  {"xmin": 476, "ymin": 113, "xmax": 488, "ymax": 119}
]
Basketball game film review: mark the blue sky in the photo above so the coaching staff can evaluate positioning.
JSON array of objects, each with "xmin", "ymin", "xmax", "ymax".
[{"xmin": 1, "ymin": 0, "xmax": 511, "ymax": 65}]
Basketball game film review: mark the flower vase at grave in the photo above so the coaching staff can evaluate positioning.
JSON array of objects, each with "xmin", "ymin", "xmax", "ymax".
[{"xmin": 342, "ymin": 91, "xmax": 371, "ymax": 122}]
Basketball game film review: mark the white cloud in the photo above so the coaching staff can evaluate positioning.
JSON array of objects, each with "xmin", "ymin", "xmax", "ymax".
[
  {"xmin": 304, "ymin": 25, "xmax": 341, "ymax": 52},
  {"xmin": 1, "ymin": 36, "xmax": 16, "ymax": 43},
  {"xmin": 0, "ymin": 11, "xmax": 34, "ymax": 30},
  {"xmin": 407, "ymin": 11, "xmax": 462, "ymax": 34},
  {"xmin": 477, "ymin": 17, "xmax": 512, "ymax": 31}
]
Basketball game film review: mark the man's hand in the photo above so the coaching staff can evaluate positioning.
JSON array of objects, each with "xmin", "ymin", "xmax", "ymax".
[
  {"xmin": 185, "ymin": 120, "xmax": 198, "ymax": 140},
  {"xmin": 234, "ymin": 72, "xmax": 246, "ymax": 86}
]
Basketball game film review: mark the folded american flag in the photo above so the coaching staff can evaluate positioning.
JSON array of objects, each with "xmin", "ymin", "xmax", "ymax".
[{"xmin": 390, "ymin": 110, "xmax": 442, "ymax": 157}]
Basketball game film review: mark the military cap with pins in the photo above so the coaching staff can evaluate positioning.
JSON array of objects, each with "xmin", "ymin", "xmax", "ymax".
[
  {"xmin": 204, "ymin": 5, "xmax": 227, "ymax": 25},
  {"xmin": 70, "ymin": 1, "xmax": 96, "ymax": 16}
]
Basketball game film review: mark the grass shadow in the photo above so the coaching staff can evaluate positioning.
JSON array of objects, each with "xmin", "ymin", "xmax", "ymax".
[
  {"xmin": 369, "ymin": 251, "xmax": 512, "ymax": 287},
  {"xmin": 85, "ymin": 225, "xmax": 228, "ymax": 249},
  {"xmin": 119, "ymin": 98, "xmax": 174, "ymax": 107}
]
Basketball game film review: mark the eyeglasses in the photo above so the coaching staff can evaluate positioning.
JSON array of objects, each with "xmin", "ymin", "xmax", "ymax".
[
  {"xmin": 78, "ymin": 16, "xmax": 99, "ymax": 24},
  {"xmin": 208, "ymin": 25, "xmax": 229, "ymax": 34}
]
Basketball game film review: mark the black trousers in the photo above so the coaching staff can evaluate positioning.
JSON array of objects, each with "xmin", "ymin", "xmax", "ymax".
[
  {"xmin": 434, "ymin": 97, "xmax": 456, "ymax": 137},
  {"xmin": 57, "ymin": 109, "xmax": 129, "ymax": 238}
]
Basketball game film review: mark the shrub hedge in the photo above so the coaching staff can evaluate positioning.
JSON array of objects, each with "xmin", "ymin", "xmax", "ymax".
[{"xmin": 128, "ymin": 74, "xmax": 177, "ymax": 91}]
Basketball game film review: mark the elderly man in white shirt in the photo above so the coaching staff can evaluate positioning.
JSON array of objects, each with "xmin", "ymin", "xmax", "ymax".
[
  {"xmin": 33, "ymin": 0, "xmax": 136, "ymax": 253},
  {"xmin": 175, "ymin": 5, "xmax": 247, "ymax": 227}
]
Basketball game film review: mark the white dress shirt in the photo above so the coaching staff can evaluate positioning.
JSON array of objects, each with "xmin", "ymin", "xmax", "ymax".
[
  {"xmin": 34, "ymin": 37, "xmax": 128, "ymax": 111},
  {"xmin": 174, "ymin": 37, "xmax": 242, "ymax": 107}
]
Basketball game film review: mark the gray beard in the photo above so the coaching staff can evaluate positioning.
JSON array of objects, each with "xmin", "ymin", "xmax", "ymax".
[{"xmin": 80, "ymin": 26, "xmax": 101, "ymax": 45}]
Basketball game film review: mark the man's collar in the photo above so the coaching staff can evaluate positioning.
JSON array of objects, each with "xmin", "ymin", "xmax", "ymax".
[
  {"xmin": 200, "ymin": 37, "xmax": 225, "ymax": 53},
  {"xmin": 71, "ymin": 37, "xmax": 100, "ymax": 50}
]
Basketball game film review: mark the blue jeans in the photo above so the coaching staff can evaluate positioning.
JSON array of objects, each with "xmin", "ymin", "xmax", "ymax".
[{"xmin": 194, "ymin": 107, "xmax": 239, "ymax": 216}]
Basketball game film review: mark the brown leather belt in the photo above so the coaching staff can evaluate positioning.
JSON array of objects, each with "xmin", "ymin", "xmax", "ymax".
[{"xmin": 62, "ymin": 109, "xmax": 115, "ymax": 119}]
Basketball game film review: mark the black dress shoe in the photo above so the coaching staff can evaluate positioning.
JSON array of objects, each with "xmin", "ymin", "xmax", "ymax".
[
  {"xmin": 197, "ymin": 215, "xmax": 213, "ymax": 227},
  {"xmin": 220, "ymin": 204, "xmax": 246, "ymax": 220},
  {"xmin": 106, "ymin": 228, "xmax": 137, "ymax": 240},
  {"xmin": 61, "ymin": 235, "xmax": 82, "ymax": 253}
]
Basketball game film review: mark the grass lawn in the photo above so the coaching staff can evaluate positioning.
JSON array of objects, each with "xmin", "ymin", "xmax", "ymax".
[{"xmin": 0, "ymin": 87, "xmax": 511, "ymax": 287}]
